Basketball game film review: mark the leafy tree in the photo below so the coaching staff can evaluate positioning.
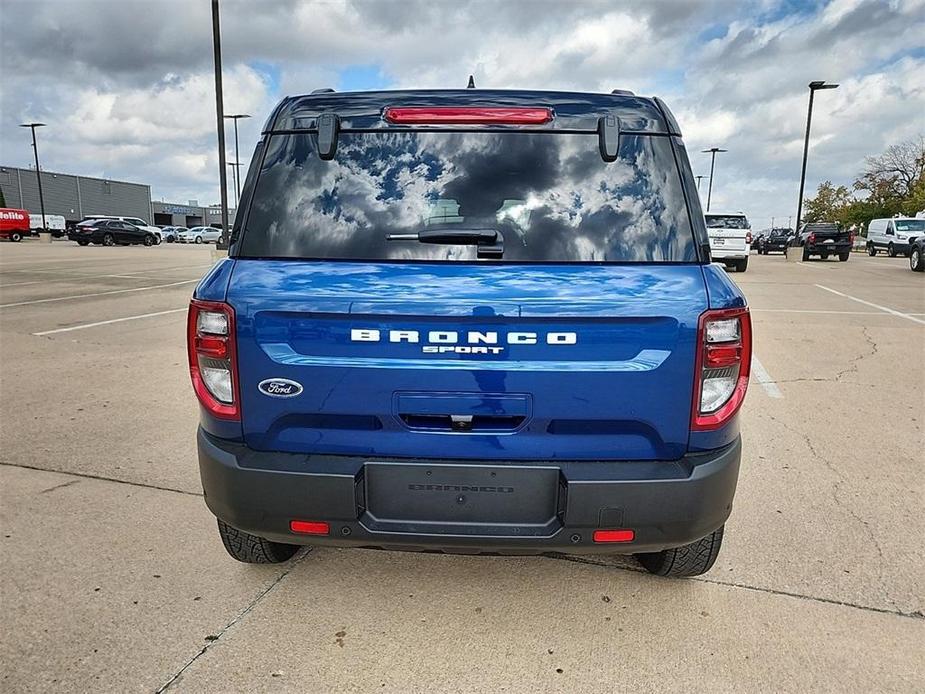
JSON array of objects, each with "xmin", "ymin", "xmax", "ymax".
[
  {"xmin": 802, "ymin": 136, "xmax": 925, "ymax": 231},
  {"xmin": 802, "ymin": 181, "xmax": 851, "ymax": 223}
]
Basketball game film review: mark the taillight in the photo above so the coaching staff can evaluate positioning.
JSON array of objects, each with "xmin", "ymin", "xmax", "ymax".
[
  {"xmin": 808, "ymin": 232, "xmax": 816, "ymax": 244},
  {"xmin": 384, "ymin": 106, "xmax": 553, "ymax": 125},
  {"xmin": 187, "ymin": 299, "xmax": 239, "ymax": 420},
  {"xmin": 745, "ymin": 232, "xmax": 752, "ymax": 244},
  {"xmin": 692, "ymin": 307, "xmax": 751, "ymax": 431}
]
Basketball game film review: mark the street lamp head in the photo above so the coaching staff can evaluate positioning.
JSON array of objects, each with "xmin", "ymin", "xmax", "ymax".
[
  {"xmin": 223, "ymin": 114, "xmax": 251, "ymax": 120},
  {"xmin": 701, "ymin": 147, "xmax": 728, "ymax": 153},
  {"xmin": 809, "ymin": 81, "xmax": 838, "ymax": 90},
  {"xmin": 19, "ymin": 122, "xmax": 46, "ymax": 128}
]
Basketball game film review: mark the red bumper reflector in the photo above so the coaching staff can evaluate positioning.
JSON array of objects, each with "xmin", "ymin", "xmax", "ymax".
[
  {"xmin": 384, "ymin": 106, "xmax": 553, "ymax": 125},
  {"xmin": 289, "ymin": 520, "xmax": 330, "ymax": 535},
  {"xmin": 592, "ymin": 529, "xmax": 635, "ymax": 543}
]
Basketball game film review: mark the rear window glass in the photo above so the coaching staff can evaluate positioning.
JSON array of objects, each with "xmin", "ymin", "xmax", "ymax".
[
  {"xmin": 704, "ymin": 214, "xmax": 750, "ymax": 230},
  {"xmin": 238, "ymin": 131, "xmax": 696, "ymax": 262}
]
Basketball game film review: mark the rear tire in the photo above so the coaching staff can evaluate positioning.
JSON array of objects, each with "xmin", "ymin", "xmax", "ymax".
[
  {"xmin": 77, "ymin": 239, "xmax": 90, "ymax": 246},
  {"xmin": 802, "ymin": 247, "xmax": 810, "ymax": 261},
  {"xmin": 735, "ymin": 257, "xmax": 748, "ymax": 272},
  {"xmin": 888, "ymin": 243, "xmax": 896, "ymax": 257},
  {"xmin": 636, "ymin": 526, "xmax": 724, "ymax": 577},
  {"xmin": 911, "ymin": 246, "xmax": 924, "ymax": 272},
  {"xmin": 216, "ymin": 519, "xmax": 301, "ymax": 564},
  {"xmin": 102, "ymin": 233, "xmax": 115, "ymax": 246},
  {"xmin": 10, "ymin": 231, "xmax": 22, "ymax": 242},
  {"xmin": 838, "ymin": 252, "xmax": 850, "ymax": 262}
]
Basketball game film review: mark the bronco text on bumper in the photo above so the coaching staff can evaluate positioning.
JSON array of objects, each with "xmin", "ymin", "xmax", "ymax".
[{"xmin": 188, "ymin": 88, "xmax": 751, "ymax": 577}]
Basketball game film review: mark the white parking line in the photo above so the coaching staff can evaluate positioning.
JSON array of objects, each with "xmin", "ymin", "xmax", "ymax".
[
  {"xmin": 752, "ymin": 309, "xmax": 883, "ymax": 315},
  {"xmin": 751, "ymin": 357, "xmax": 783, "ymax": 399},
  {"xmin": 815, "ymin": 285, "xmax": 925, "ymax": 325},
  {"xmin": 0, "ymin": 279, "xmax": 198, "ymax": 309},
  {"xmin": 32, "ymin": 308, "xmax": 188, "ymax": 336}
]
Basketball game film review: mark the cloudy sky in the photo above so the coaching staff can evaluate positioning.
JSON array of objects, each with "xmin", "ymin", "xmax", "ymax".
[{"xmin": 1, "ymin": 0, "xmax": 923, "ymax": 227}]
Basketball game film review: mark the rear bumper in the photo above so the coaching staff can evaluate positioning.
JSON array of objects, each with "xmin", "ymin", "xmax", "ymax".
[
  {"xmin": 710, "ymin": 248, "xmax": 748, "ymax": 260},
  {"xmin": 198, "ymin": 429, "xmax": 741, "ymax": 554},
  {"xmin": 805, "ymin": 241, "xmax": 851, "ymax": 254}
]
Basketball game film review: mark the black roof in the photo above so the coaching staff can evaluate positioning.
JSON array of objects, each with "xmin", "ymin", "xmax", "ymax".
[{"xmin": 266, "ymin": 89, "xmax": 677, "ymax": 135}]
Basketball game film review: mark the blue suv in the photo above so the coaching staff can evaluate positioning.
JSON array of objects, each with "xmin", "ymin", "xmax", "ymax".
[{"xmin": 188, "ymin": 88, "xmax": 751, "ymax": 577}]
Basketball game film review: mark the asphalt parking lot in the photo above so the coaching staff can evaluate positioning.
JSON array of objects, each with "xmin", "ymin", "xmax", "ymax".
[{"xmin": 1, "ymin": 241, "xmax": 923, "ymax": 693}]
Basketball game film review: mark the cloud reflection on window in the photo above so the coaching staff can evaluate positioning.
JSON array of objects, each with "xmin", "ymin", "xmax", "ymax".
[{"xmin": 241, "ymin": 132, "xmax": 696, "ymax": 262}]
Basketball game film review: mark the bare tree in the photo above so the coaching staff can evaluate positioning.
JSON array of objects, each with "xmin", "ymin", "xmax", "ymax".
[{"xmin": 856, "ymin": 136, "xmax": 925, "ymax": 200}]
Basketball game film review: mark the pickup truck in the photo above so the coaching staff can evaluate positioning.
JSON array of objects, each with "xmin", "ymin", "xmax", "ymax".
[
  {"xmin": 189, "ymin": 88, "xmax": 751, "ymax": 578},
  {"xmin": 790, "ymin": 222, "xmax": 852, "ymax": 261}
]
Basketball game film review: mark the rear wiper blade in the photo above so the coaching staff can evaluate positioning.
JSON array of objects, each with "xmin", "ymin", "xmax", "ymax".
[{"xmin": 387, "ymin": 228, "xmax": 504, "ymax": 257}]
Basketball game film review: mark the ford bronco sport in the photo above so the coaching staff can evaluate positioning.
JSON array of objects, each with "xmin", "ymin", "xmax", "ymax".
[{"xmin": 189, "ymin": 88, "xmax": 751, "ymax": 577}]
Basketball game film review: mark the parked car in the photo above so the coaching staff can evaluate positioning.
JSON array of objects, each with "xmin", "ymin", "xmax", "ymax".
[
  {"xmin": 81, "ymin": 215, "xmax": 163, "ymax": 243},
  {"xmin": 910, "ymin": 236, "xmax": 925, "ymax": 272},
  {"xmin": 787, "ymin": 222, "xmax": 852, "ymax": 261},
  {"xmin": 159, "ymin": 226, "xmax": 186, "ymax": 243},
  {"xmin": 756, "ymin": 227, "xmax": 792, "ymax": 254},
  {"xmin": 704, "ymin": 211, "xmax": 751, "ymax": 272},
  {"xmin": 178, "ymin": 226, "xmax": 222, "ymax": 244},
  {"xmin": 69, "ymin": 219, "xmax": 159, "ymax": 246},
  {"xmin": 189, "ymin": 87, "xmax": 751, "ymax": 578},
  {"xmin": 0, "ymin": 207, "xmax": 30, "ymax": 242},
  {"xmin": 866, "ymin": 217, "xmax": 925, "ymax": 257}
]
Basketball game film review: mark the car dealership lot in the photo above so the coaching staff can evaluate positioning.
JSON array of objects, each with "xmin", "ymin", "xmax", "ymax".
[{"xmin": 1, "ymin": 243, "xmax": 922, "ymax": 692}]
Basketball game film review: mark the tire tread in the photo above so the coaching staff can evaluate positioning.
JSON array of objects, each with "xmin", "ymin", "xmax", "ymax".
[
  {"xmin": 635, "ymin": 526, "xmax": 724, "ymax": 577},
  {"xmin": 216, "ymin": 519, "xmax": 301, "ymax": 564}
]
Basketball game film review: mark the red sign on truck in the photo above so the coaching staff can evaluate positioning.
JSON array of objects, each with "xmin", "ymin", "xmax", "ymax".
[{"xmin": 0, "ymin": 208, "xmax": 30, "ymax": 242}]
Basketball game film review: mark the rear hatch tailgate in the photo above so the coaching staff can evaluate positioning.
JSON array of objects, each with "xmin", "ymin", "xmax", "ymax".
[{"xmin": 228, "ymin": 261, "xmax": 707, "ymax": 461}]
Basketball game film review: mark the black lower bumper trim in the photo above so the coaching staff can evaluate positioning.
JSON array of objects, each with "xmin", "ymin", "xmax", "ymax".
[{"xmin": 198, "ymin": 429, "xmax": 741, "ymax": 554}]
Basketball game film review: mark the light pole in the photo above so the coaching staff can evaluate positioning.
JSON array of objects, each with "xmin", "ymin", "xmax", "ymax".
[
  {"xmin": 224, "ymin": 114, "xmax": 250, "ymax": 203},
  {"xmin": 701, "ymin": 147, "xmax": 727, "ymax": 212},
  {"xmin": 795, "ymin": 80, "xmax": 838, "ymax": 230},
  {"xmin": 695, "ymin": 175, "xmax": 705, "ymax": 192},
  {"xmin": 211, "ymin": 0, "xmax": 230, "ymax": 246},
  {"xmin": 19, "ymin": 123, "xmax": 47, "ymax": 232}
]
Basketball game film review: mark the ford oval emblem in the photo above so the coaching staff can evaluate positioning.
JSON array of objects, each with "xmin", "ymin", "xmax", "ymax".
[{"xmin": 258, "ymin": 378, "xmax": 303, "ymax": 398}]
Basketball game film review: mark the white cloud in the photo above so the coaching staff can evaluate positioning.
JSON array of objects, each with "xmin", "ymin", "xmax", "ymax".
[{"xmin": 0, "ymin": 0, "xmax": 922, "ymax": 218}]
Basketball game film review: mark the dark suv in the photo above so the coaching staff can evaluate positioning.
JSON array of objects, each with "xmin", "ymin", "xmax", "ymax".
[
  {"xmin": 756, "ymin": 228, "xmax": 792, "ymax": 254},
  {"xmin": 188, "ymin": 89, "xmax": 751, "ymax": 577}
]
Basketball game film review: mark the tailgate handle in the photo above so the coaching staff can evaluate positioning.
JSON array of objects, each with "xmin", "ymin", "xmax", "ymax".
[
  {"xmin": 399, "ymin": 413, "xmax": 525, "ymax": 432},
  {"xmin": 394, "ymin": 392, "xmax": 531, "ymax": 432}
]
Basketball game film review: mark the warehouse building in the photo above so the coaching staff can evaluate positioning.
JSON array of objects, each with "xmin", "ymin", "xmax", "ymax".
[
  {"xmin": 0, "ymin": 165, "xmax": 152, "ymax": 224},
  {"xmin": 152, "ymin": 201, "xmax": 235, "ymax": 229},
  {"xmin": 0, "ymin": 164, "xmax": 235, "ymax": 230}
]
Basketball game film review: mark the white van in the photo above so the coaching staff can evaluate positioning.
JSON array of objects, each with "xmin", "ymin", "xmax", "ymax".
[
  {"xmin": 704, "ymin": 211, "xmax": 751, "ymax": 272},
  {"xmin": 865, "ymin": 217, "xmax": 925, "ymax": 257},
  {"xmin": 82, "ymin": 215, "xmax": 163, "ymax": 243},
  {"xmin": 29, "ymin": 214, "xmax": 66, "ymax": 233}
]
